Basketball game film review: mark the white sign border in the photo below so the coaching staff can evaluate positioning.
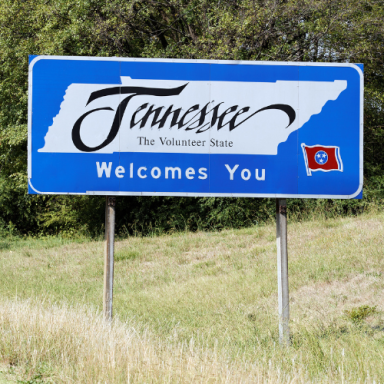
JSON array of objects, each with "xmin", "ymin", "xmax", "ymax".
[{"xmin": 28, "ymin": 56, "xmax": 364, "ymax": 199}]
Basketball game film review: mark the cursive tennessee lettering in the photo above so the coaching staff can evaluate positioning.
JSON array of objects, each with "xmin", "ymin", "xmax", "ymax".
[{"xmin": 72, "ymin": 83, "xmax": 296, "ymax": 152}]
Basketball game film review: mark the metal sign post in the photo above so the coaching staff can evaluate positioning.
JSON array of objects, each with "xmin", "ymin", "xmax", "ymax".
[
  {"xmin": 276, "ymin": 198, "xmax": 289, "ymax": 345},
  {"xmin": 104, "ymin": 196, "xmax": 116, "ymax": 321}
]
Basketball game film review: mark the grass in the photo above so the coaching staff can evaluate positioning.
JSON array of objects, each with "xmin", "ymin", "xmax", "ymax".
[{"xmin": 0, "ymin": 211, "xmax": 384, "ymax": 382}]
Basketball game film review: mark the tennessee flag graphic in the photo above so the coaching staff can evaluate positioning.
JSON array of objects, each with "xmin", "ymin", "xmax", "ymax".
[{"xmin": 301, "ymin": 144, "xmax": 343, "ymax": 176}]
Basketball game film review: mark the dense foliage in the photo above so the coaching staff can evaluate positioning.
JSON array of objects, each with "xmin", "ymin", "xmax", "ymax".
[{"xmin": 0, "ymin": 0, "xmax": 383, "ymax": 235}]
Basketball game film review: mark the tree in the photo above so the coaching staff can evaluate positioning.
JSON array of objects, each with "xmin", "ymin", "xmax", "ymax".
[{"xmin": 0, "ymin": 0, "xmax": 383, "ymax": 235}]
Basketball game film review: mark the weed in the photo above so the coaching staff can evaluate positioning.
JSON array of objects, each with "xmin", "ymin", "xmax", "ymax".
[
  {"xmin": 0, "ymin": 242, "xmax": 10, "ymax": 250},
  {"xmin": 114, "ymin": 250, "xmax": 140, "ymax": 262},
  {"xmin": 344, "ymin": 305, "xmax": 377, "ymax": 323},
  {"xmin": 193, "ymin": 260, "xmax": 215, "ymax": 269},
  {"xmin": 366, "ymin": 271, "xmax": 382, "ymax": 278},
  {"xmin": 17, "ymin": 373, "xmax": 44, "ymax": 384}
]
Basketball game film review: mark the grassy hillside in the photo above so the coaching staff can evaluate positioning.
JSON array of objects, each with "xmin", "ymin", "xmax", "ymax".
[{"xmin": 1, "ymin": 211, "xmax": 384, "ymax": 383}]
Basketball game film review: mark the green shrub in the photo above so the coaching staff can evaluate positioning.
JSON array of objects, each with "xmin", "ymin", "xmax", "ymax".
[{"xmin": 344, "ymin": 305, "xmax": 377, "ymax": 323}]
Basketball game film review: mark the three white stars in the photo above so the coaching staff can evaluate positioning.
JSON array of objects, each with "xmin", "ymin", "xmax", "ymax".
[{"xmin": 316, "ymin": 152, "xmax": 327, "ymax": 164}]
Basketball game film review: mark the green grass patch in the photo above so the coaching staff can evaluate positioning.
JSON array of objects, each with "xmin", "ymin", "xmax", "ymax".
[
  {"xmin": 344, "ymin": 305, "xmax": 377, "ymax": 323},
  {"xmin": 114, "ymin": 249, "xmax": 140, "ymax": 262}
]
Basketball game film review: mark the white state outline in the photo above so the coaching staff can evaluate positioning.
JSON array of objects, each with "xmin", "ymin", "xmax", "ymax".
[
  {"xmin": 28, "ymin": 56, "xmax": 364, "ymax": 199},
  {"xmin": 301, "ymin": 143, "xmax": 343, "ymax": 176}
]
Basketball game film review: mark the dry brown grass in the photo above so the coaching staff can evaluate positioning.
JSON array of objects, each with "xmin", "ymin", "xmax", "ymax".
[
  {"xmin": 291, "ymin": 273, "xmax": 384, "ymax": 323},
  {"xmin": 0, "ymin": 299, "xmax": 304, "ymax": 383}
]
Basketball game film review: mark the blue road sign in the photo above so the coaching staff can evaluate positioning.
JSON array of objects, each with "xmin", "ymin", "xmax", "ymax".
[{"xmin": 28, "ymin": 56, "xmax": 363, "ymax": 198}]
